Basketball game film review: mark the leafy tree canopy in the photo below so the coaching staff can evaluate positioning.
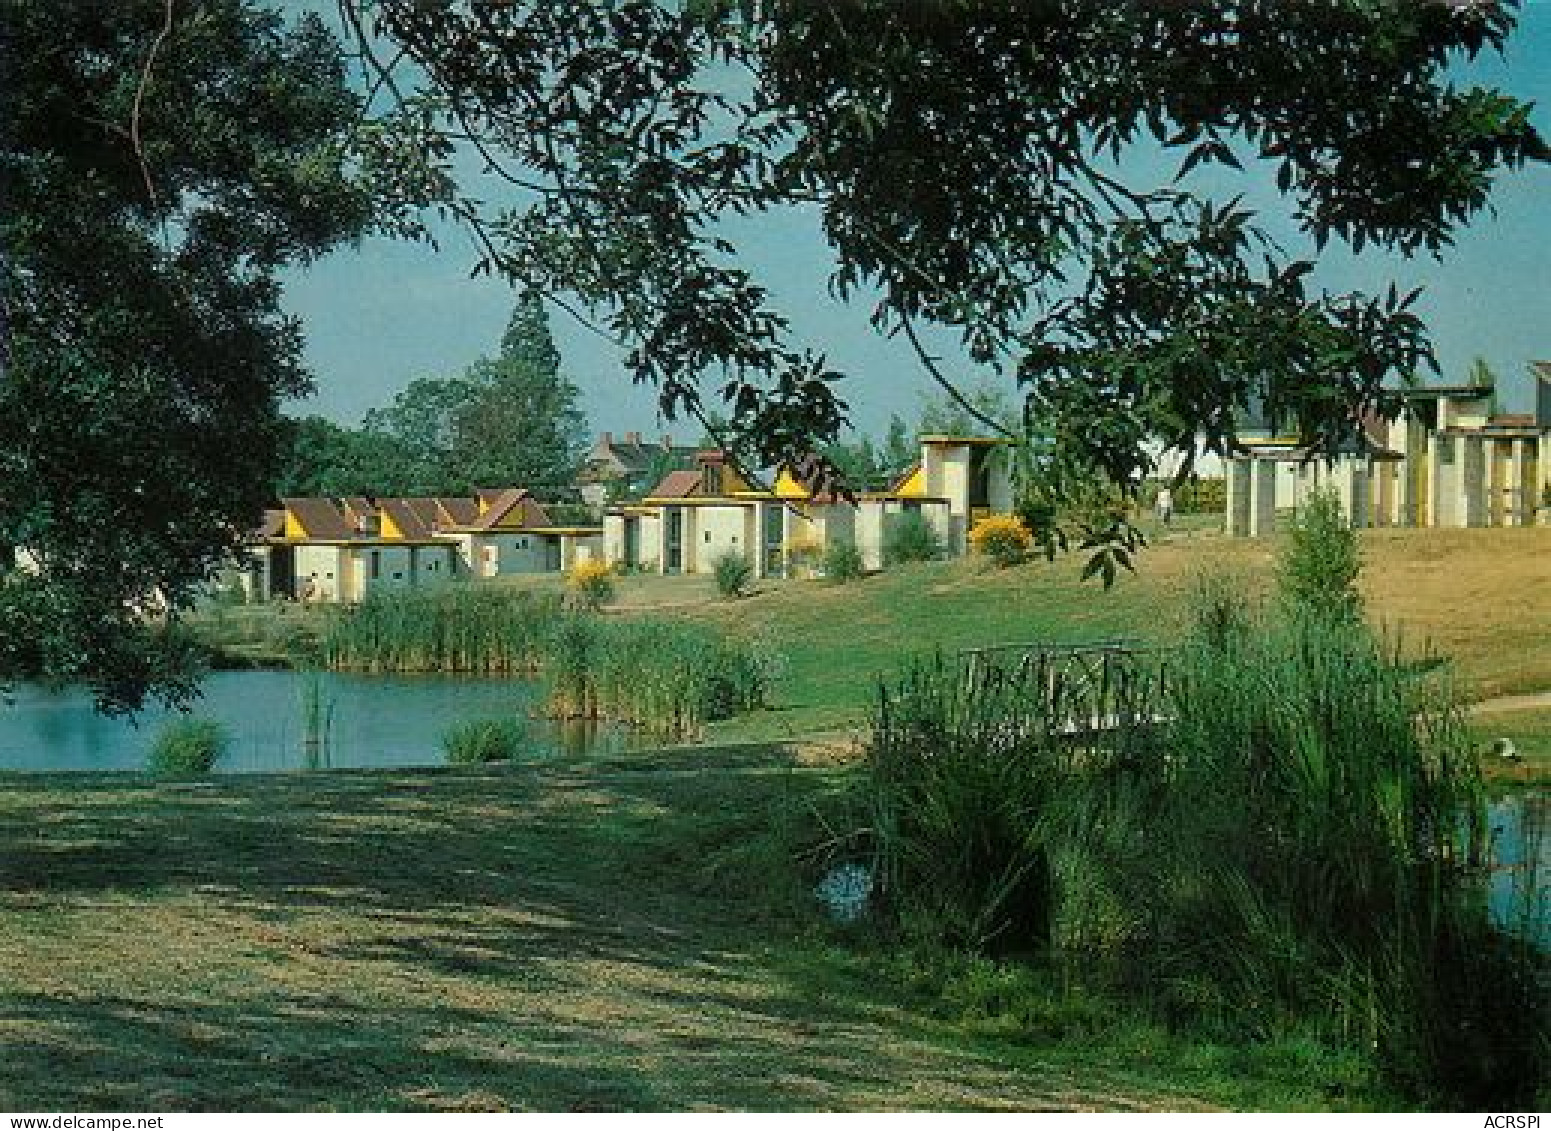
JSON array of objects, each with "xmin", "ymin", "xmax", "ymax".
[
  {"xmin": 1, "ymin": 1, "xmax": 375, "ymax": 710},
  {"xmin": 357, "ymin": 291, "xmax": 589, "ymax": 496},
  {"xmin": 281, "ymin": 295, "xmax": 588, "ymax": 501},
  {"xmin": 275, "ymin": 416, "xmax": 425, "ymax": 498},
  {"xmin": 343, "ymin": 0, "xmax": 1546, "ymax": 502}
]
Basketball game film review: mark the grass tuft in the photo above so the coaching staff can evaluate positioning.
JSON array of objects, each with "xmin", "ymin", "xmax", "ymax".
[{"xmin": 146, "ymin": 717, "xmax": 227, "ymax": 775}]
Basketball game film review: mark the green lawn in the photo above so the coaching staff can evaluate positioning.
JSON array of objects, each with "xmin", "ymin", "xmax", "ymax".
[
  {"xmin": 675, "ymin": 556, "xmax": 1202, "ymax": 743},
  {"xmin": 0, "ymin": 751, "xmax": 1393, "ymax": 1112}
]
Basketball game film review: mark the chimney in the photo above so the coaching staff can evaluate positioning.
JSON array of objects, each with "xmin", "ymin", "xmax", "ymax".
[
  {"xmin": 626, "ymin": 430, "xmax": 641, "ymax": 446},
  {"xmin": 662, "ymin": 434, "xmax": 673, "ymax": 451},
  {"xmin": 600, "ymin": 431, "xmax": 612, "ymax": 446}
]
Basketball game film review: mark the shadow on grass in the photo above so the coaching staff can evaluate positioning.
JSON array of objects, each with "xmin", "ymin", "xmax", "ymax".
[{"xmin": 0, "ymin": 759, "xmax": 1210, "ymax": 1112}]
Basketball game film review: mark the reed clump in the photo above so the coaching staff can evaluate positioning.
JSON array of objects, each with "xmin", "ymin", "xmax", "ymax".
[
  {"xmin": 861, "ymin": 540, "xmax": 1546, "ymax": 1107},
  {"xmin": 545, "ymin": 614, "xmax": 778, "ymax": 739},
  {"xmin": 322, "ymin": 585, "xmax": 562, "ymax": 674},
  {"xmin": 443, "ymin": 717, "xmax": 527, "ymax": 764},
  {"xmin": 146, "ymin": 717, "xmax": 228, "ymax": 776},
  {"xmin": 317, "ymin": 584, "xmax": 774, "ymax": 739}
]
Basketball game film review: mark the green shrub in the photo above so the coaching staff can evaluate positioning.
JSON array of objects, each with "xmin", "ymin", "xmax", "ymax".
[
  {"xmin": 822, "ymin": 539, "xmax": 865, "ymax": 583},
  {"xmin": 883, "ymin": 511, "xmax": 944, "ymax": 564},
  {"xmin": 443, "ymin": 717, "xmax": 527, "ymax": 764},
  {"xmin": 147, "ymin": 717, "xmax": 227, "ymax": 775},
  {"xmin": 1149, "ymin": 476, "xmax": 1227, "ymax": 515},
  {"xmin": 1280, "ymin": 485, "xmax": 1361, "ymax": 623},
  {"xmin": 713, "ymin": 550, "xmax": 754, "ymax": 598}
]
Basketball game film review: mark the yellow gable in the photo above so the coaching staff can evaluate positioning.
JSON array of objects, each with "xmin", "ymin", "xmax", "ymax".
[
  {"xmin": 895, "ymin": 465, "xmax": 926, "ymax": 497},
  {"xmin": 773, "ymin": 467, "xmax": 811, "ymax": 500}
]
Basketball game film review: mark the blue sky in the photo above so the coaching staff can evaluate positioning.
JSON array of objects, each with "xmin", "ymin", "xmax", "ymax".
[{"xmin": 279, "ymin": 5, "xmax": 1551, "ymax": 440}]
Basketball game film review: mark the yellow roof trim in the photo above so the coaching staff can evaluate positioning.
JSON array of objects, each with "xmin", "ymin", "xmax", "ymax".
[{"xmin": 917, "ymin": 434, "xmax": 1009, "ymax": 446}]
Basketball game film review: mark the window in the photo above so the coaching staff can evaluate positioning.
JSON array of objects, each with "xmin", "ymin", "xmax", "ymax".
[
  {"xmin": 1438, "ymin": 437, "xmax": 1456, "ymax": 465},
  {"xmin": 704, "ymin": 530, "xmax": 712, "ymax": 543},
  {"xmin": 370, "ymin": 551, "xmax": 381, "ymax": 580}
]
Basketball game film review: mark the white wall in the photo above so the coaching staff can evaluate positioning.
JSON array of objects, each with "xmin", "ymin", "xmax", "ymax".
[
  {"xmin": 855, "ymin": 501, "xmax": 887, "ymax": 571},
  {"xmin": 603, "ymin": 515, "xmax": 659, "ymax": 570},
  {"xmin": 688, "ymin": 505, "xmax": 752, "ymax": 574},
  {"xmin": 468, "ymin": 532, "xmax": 551, "ymax": 576},
  {"xmin": 295, "ymin": 544, "xmax": 346, "ymax": 603},
  {"xmin": 362, "ymin": 545, "xmax": 416, "ymax": 592},
  {"xmin": 563, "ymin": 533, "xmax": 605, "ymax": 568},
  {"xmin": 416, "ymin": 544, "xmax": 457, "ymax": 584}
]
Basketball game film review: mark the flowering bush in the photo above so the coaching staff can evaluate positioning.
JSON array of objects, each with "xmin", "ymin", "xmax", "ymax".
[
  {"xmin": 970, "ymin": 513, "xmax": 1033, "ymax": 567},
  {"xmin": 566, "ymin": 558, "xmax": 616, "ymax": 611}
]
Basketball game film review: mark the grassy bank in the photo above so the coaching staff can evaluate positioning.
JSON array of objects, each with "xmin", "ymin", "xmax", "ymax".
[
  {"xmin": 0, "ymin": 754, "xmax": 1404, "ymax": 1111},
  {"xmin": 679, "ymin": 526, "xmax": 1551, "ymax": 753}
]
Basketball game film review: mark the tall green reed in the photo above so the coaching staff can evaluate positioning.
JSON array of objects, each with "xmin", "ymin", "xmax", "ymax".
[
  {"xmin": 321, "ymin": 584, "xmax": 562, "ymax": 674},
  {"xmin": 298, "ymin": 668, "xmax": 336, "ymax": 770},
  {"xmin": 862, "ymin": 584, "xmax": 1545, "ymax": 1106},
  {"xmin": 317, "ymin": 584, "xmax": 775, "ymax": 740},
  {"xmin": 544, "ymin": 613, "xmax": 777, "ymax": 739}
]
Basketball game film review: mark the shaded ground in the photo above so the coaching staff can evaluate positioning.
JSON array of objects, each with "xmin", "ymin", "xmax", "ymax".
[{"xmin": 1, "ymin": 754, "xmax": 1276, "ymax": 1113}]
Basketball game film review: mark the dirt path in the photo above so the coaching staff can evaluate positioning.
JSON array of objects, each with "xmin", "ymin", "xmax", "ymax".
[{"xmin": 1471, "ymin": 691, "xmax": 1551, "ymax": 715}]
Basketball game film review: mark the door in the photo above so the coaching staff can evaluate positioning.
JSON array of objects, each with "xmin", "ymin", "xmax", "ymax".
[
  {"xmin": 665, "ymin": 507, "xmax": 683, "ymax": 574},
  {"xmin": 762, "ymin": 503, "xmax": 785, "ymax": 578},
  {"xmin": 623, "ymin": 517, "xmax": 640, "ymax": 568}
]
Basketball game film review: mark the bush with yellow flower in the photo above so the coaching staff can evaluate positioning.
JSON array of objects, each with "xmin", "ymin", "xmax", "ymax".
[
  {"xmin": 969, "ymin": 513, "xmax": 1033, "ymax": 568},
  {"xmin": 566, "ymin": 558, "xmax": 616, "ymax": 611}
]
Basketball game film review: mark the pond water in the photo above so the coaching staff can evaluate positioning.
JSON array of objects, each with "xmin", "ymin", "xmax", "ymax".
[
  {"xmin": 1489, "ymin": 790, "xmax": 1548, "ymax": 947},
  {"xmin": 0, "ymin": 670, "xmax": 635, "ymax": 773}
]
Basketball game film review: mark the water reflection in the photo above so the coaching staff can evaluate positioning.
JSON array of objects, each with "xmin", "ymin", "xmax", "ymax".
[{"xmin": 1489, "ymin": 791, "xmax": 1548, "ymax": 947}]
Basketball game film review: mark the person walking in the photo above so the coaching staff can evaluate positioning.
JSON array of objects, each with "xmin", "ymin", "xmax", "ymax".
[{"xmin": 1155, "ymin": 486, "xmax": 1173, "ymax": 526}]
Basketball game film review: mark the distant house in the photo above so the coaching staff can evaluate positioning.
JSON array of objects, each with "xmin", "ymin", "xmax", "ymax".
[
  {"xmin": 435, "ymin": 487, "xmax": 604, "ymax": 576},
  {"xmin": 237, "ymin": 488, "xmax": 603, "ymax": 603},
  {"xmin": 602, "ymin": 434, "xmax": 1013, "ymax": 577},
  {"xmin": 1224, "ymin": 363, "xmax": 1551, "ymax": 536},
  {"xmin": 259, "ymin": 496, "xmax": 460, "ymax": 603},
  {"xmin": 576, "ymin": 431, "xmax": 698, "ymax": 506}
]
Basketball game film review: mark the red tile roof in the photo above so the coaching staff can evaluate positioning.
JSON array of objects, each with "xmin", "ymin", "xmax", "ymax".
[
  {"xmin": 647, "ymin": 469, "xmax": 703, "ymax": 498},
  {"xmin": 436, "ymin": 497, "xmax": 479, "ymax": 527},
  {"xmin": 378, "ymin": 497, "xmax": 435, "ymax": 541},
  {"xmin": 280, "ymin": 497, "xmax": 354, "ymax": 541},
  {"xmin": 401, "ymin": 498, "xmax": 446, "ymax": 532},
  {"xmin": 480, "ymin": 489, "xmax": 552, "ymax": 530}
]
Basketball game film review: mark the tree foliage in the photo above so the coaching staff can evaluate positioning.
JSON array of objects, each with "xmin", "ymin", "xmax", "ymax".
[
  {"xmin": 275, "ymin": 416, "xmax": 423, "ymax": 498},
  {"xmin": 343, "ymin": 0, "xmax": 1545, "ymax": 504},
  {"xmin": 1, "ymin": 1, "xmax": 373, "ymax": 710},
  {"xmin": 357, "ymin": 291, "xmax": 588, "ymax": 495}
]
